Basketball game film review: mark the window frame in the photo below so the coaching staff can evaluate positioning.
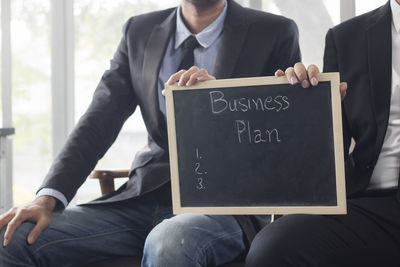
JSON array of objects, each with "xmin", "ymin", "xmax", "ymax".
[
  {"xmin": 51, "ymin": 0, "xmax": 75, "ymax": 159},
  {"xmin": 1, "ymin": 0, "xmax": 13, "ymax": 214}
]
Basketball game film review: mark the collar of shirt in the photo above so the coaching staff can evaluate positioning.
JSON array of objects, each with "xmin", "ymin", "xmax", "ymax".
[
  {"xmin": 391, "ymin": 0, "xmax": 400, "ymax": 33},
  {"xmin": 174, "ymin": 1, "xmax": 227, "ymax": 50}
]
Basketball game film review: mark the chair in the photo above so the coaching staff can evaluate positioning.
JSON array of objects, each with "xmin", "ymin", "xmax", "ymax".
[
  {"xmin": 85, "ymin": 169, "xmax": 245, "ymax": 267},
  {"xmin": 89, "ymin": 169, "xmax": 130, "ymax": 195}
]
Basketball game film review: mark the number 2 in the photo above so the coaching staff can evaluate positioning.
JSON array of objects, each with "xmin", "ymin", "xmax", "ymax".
[{"xmin": 195, "ymin": 162, "xmax": 203, "ymax": 175}]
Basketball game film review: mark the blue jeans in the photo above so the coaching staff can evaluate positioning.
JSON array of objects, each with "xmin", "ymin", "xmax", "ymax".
[{"xmin": 0, "ymin": 190, "xmax": 245, "ymax": 267}]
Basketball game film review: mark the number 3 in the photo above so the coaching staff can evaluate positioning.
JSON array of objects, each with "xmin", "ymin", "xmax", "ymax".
[{"xmin": 196, "ymin": 178, "xmax": 205, "ymax": 190}]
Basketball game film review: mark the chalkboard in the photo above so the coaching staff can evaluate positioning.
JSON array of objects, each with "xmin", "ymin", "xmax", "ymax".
[{"xmin": 166, "ymin": 74, "xmax": 346, "ymax": 215}]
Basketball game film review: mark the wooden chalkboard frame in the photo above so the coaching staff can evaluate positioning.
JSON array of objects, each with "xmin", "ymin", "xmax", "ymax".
[{"xmin": 165, "ymin": 73, "xmax": 346, "ymax": 215}]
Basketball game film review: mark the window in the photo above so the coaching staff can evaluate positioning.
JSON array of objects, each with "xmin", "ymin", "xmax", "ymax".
[
  {"xmin": 356, "ymin": 0, "xmax": 387, "ymax": 15},
  {"xmin": 0, "ymin": 3, "xmax": 2, "ymax": 127},
  {"xmin": 263, "ymin": 0, "xmax": 340, "ymax": 69},
  {"xmin": 11, "ymin": 0, "xmax": 52, "ymax": 205}
]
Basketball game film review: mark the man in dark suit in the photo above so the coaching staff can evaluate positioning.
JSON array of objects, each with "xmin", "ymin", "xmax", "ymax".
[
  {"xmin": 0, "ymin": 0, "xmax": 300, "ymax": 266},
  {"xmin": 246, "ymin": 0, "xmax": 400, "ymax": 266}
]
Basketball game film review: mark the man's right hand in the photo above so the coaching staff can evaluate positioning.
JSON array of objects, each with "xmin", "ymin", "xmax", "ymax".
[
  {"xmin": 275, "ymin": 63, "xmax": 347, "ymax": 100},
  {"xmin": 0, "ymin": 195, "xmax": 56, "ymax": 247}
]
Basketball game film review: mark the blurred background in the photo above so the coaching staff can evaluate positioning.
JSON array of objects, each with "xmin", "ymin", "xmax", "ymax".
[{"xmin": 0, "ymin": 0, "xmax": 387, "ymax": 210}]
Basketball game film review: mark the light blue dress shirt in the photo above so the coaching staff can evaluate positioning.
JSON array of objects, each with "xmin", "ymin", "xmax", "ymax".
[
  {"xmin": 37, "ymin": 1, "xmax": 228, "ymax": 207},
  {"xmin": 158, "ymin": 2, "xmax": 227, "ymax": 115}
]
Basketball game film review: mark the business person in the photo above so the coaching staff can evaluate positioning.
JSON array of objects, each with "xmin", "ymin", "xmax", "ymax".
[
  {"xmin": 0, "ymin": 0, "xmax": 300, "ymax": 266},
  {"xmin": 246, "ymin": 0, "xmax": 400, "ymax": 266}
]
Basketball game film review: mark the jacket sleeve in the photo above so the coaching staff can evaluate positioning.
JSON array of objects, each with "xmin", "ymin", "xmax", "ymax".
[
  {"xmin": 323, "ymin": 28, "xmax": 351, "ymax": 160},
  {"xmin": 38, "ymin": 18, "xmax": 138, "ymax": 203}
]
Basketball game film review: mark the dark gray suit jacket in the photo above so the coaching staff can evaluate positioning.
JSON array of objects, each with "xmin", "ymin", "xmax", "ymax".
[
  {"xmin": 39, "ymin": 0, "xmax": 301, "ymax": 244},
  {"xmin": 324, "ymin": 1, "xmax": 400, "ymax": 200}
]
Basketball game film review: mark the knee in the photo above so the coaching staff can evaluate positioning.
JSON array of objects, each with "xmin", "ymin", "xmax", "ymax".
[
  {"xmin": 246, "ymin": 226, "xmax": 289, "ymax": 267},
  {"xmin": 143, "ymin": 218, "xmax": 196, "ymax": 266},
  {"xmin": 246, "ymin": 215, "xmax": 317, "ymax": 267},
  {"xmin": 0, "ymin": 224, "xmax": 35, "ymax": 266}
]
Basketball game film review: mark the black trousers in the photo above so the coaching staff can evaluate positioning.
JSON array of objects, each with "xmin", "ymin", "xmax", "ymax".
[{"xmin": 245, "ymin": 192, "xmax": 400, "ymax": 267}]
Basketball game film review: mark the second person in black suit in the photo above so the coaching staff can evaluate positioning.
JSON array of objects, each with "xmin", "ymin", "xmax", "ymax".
[{"xmin": 246, "ymin": 1, "xmax": 400, "ymax": 266}]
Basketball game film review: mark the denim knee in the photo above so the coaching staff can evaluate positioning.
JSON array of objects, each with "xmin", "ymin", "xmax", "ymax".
[
  {"xmin": 0, "ymin": 224, "xmax": 36, "ymax": 267},
  {"xmin": 142, "ymin": 218, "xmax": 199, "ymax": 267},
  {"xmin": 142, "ymin": 214, "xmax": 245, "ymax": 267}
]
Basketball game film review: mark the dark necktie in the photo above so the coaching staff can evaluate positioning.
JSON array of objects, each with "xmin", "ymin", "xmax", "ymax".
[{"xmin": 178, "ymin": 35, "xmax": 200, "ymax": 71}]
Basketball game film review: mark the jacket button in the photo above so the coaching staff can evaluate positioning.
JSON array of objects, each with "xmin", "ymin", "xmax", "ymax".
[{"xmin": 366, "ymin": 164, "xmax": 372, "ymax": 169}]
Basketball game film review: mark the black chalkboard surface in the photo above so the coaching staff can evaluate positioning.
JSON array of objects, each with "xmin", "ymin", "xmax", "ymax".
[{"xmin": 166, "ymin": 74, "xmax": 346, "ymax": 215}]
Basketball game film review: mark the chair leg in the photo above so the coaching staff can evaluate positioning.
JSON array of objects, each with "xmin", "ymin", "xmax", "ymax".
[{"xmin": 99, "ymin": 178, "xmax": 115, "ymax": 195}]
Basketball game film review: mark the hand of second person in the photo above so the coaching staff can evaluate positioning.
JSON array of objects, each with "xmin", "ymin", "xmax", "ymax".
[
  {"xmin": 275, "ymin": 62, "xmax": 347, "ymax": 101},
  {"xmin": 162, "ymin": 66, "xmax": 216, "ymax": 96}
]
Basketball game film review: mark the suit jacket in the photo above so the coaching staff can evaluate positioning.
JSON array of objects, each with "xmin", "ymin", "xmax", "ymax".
[
  {"xmin": 39, "ymin": 0, "xmax": 301, "ymax": 244},
  {"xmin": 323, "ymin": 2, "xmax": 399, "ymax": 200}
]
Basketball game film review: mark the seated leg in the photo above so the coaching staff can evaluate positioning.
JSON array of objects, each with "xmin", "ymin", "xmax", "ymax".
[
  {"xmin": 246, "ymin": 195, "xmax": 400, "ymax": 267},
  {"xmin": 142, "ymin": 214, "xmax": 246, "ymax": 267},
  {"xmin": 0, "ymin": 192, "xmax": 162, "ymax": 267}
]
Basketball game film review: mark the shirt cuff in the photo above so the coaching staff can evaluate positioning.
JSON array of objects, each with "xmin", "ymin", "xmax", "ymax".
[{"xmin": 36, "ymin": 188, "xmax": 69, "ymax": 208}]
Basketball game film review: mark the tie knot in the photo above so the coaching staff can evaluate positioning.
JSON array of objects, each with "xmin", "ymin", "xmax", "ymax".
[{"xmin": 183, "ymin": 35, "xmax": 200, "ymax": 50}]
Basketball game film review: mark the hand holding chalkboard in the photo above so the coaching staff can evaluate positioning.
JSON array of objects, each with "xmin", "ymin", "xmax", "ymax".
[
  {"xmin": 276, "ymin": 63, "xmax": 347, "ymax": 100},
  {"xmin": 162, "ymin": 67, "xmax": 217, "ymax": 96},
  {"xmin": 166, "ymin": 74, "xmax": 346, "ymax": 215}
]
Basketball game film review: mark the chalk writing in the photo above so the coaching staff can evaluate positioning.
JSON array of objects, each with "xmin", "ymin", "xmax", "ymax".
[
  {"xmin": 236, "ymin": 120, "xmax": 281, "ymax": 144},
  {"xmin": 209, "ymin": 90, "xmax": 290, "ymax": 114},
  {"xmin": 194, "ymin": 148, "xmax": 207, "ymax": 190}
]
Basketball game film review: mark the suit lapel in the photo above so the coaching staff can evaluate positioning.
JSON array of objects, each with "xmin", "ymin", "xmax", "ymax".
[
  {"xmin": 142, "ymin": 9, "xmax": 176, "ymax": 149},
  {"xmin": 213, "ymin": 0, "xmax": 249, "ymax": 79},
  {"xmin": 367, "ymin": 2, "xmax": 392, "ymax": 133},
  {"xmin": 141, "ymin": 1, "xmax": 249, "ymax": 147}
]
